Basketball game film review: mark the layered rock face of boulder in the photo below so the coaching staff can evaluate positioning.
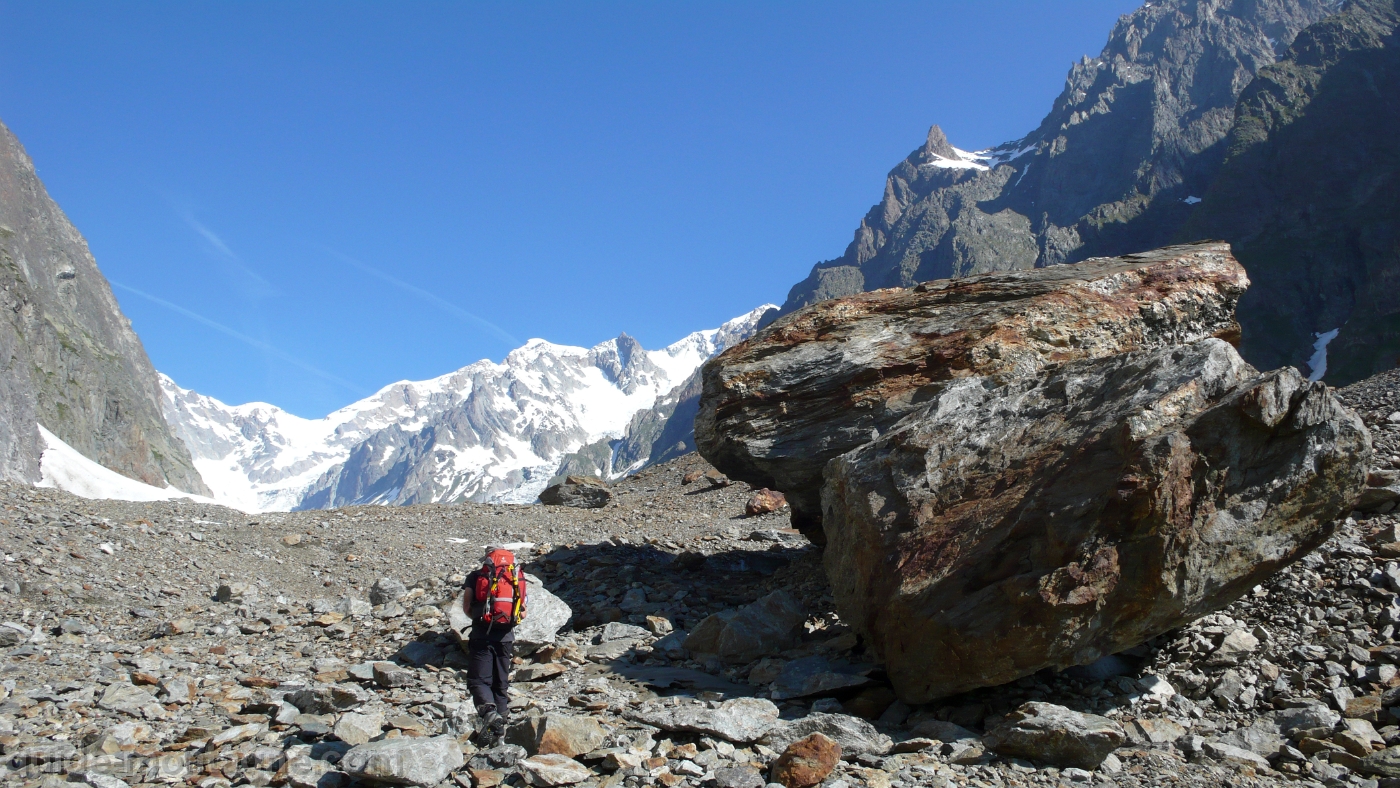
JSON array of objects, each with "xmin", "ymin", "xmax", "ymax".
[
  {"xmin": 823, "ymin": 338, "xmax": 1369, "ymax": 703},
  {"xmin": 696, "ymin": 242, "xmax": 1248, "ymax": 540}
]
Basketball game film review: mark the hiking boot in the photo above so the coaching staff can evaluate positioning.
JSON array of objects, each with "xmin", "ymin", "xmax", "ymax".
[
  {"xmin": 485, "ymin": 712, "xmax": 508, "ymax": 747},
  {"xmin": 474, "ymin": 706, "xmax": 500, "ymax": 744}
]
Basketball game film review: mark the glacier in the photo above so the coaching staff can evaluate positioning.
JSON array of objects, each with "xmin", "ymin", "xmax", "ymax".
[{"xmin": 160, "ymin": 306, "xmax": 774, "ymax": 512}]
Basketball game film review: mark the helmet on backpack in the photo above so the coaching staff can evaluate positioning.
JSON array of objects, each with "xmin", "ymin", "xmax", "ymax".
[{"xmin": 468, "ymin": 547, "xmax": 527, "ymax": 626}]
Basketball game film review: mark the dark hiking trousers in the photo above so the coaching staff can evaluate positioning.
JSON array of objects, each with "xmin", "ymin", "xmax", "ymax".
[{"xmin": 467, "ymin": 636, "xmax": 512, "ymax": 716}]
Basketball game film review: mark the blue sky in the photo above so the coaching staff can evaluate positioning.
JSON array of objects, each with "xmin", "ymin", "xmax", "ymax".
[{"xmin": 0, "ymin": 1, "xmax": 1140, "ymax": 418}]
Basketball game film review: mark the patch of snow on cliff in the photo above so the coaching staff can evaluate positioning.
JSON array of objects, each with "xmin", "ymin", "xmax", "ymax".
[
  {"xmin": 923, "ymin": 147, "xmax": 993, "ymax": 171},
  {"xmin": 1308, "ymin": 328, "xmax": 1340, "ymax": 382},
  {"xmin": 36, "ymin": 425, "xmax": 224, "ymax": 507}
]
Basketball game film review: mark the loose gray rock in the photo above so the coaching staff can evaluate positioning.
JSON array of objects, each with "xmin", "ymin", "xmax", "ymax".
[
  {"xmin": 984, "ymin": 702, "xmax": 1126, "ymax": 770},
  {"xmin": 369, "ymin": 577, "xmax": 407, "ymax": 605},
  {"xmin": 339, "ymin": 735, "xmax": 464, "ymax": 786},
  {"xmin": 286, "ymin": 684, "xmax": 372, "ymax": 715},
  {"xmin": 768, "ymin": 656, "xmax": 873, "ymax": 700},
  {"xmin": 518, "ymin": 753, "xmax": 593, "ymax": 786},
  {"xmin": 760, "ymin": 713, "xmax": 893, "ymax": 757},
  {"xmin": 332, "ymin": 711, "xmax": 384, "ymax": 746},
  {"xmin": 683, "ymin": 589, "xmax": 805, "ymax": 663},
  {"xmin": 1277, "ymin": 704, "xmax": 1341, "ymax": 735},
  {"xmin": 626, "ymin": 697, "xmax": 780, "ymax": 744}
]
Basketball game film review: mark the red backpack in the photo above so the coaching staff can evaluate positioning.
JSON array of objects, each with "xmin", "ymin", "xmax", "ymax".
[{"xmin": 469, "ymin": 548, "xmax": 527, "ymax": 626}]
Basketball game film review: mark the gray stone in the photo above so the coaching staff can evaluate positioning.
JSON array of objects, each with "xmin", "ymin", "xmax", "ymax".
[
  {"xmin": 1359, "ymin": 745, "xmax": 1400, "ymax": 778},
  {"xmin": 683, "ymin": 589, "xmax": 805, "ymax": 663},
  {"xmin": 760, "ymin": 713, "xmax": 893, "ymax": 757},
  {"xmin": 334, "ymin": 597, "xmax": 372, "ymax": 619},
  {"xmin": 217, "ymin": 583, "xmax": 259, "ymax": 604},
  {"xmin": 287, "ymin": 684, "xmax": 372, "ymax": 715},
  {"xmin": 538, "ymin": 476, "xmax": 612, "ymax": 509},
  {"xmin": 1207, "ymin": 629, "xmax": 1260, "ymax": 666},
  {"xmin": 597, "ymin": 622, "xmax": 648, "ymax": 643},
  {"xmin": 97, "ymin": 682, "xmax": 162, "ymax": 718},
  {"xmin": 10, "ymin": 742, "xmax": 78, "ymax": 765},
  {"xmin": 712, "ymin": 767, "xmax": 765, "ymax": 788},
  {"xmin": 372, "ymin": 661, "xmax": 414, "ymax": 688},
  {"xmin": 1213, "ymin": 720, "xmax": 1280, "ymax": 756},
  {"xmin": 531, "ymin": 713, "xmax": 607, "ymax": 758},
  {"xmin": 626, "ymin": 697, "xmax": 781, "ymax": 744},
  {"xmin": 1278, "ymin": 705, "xmax": 1341, "ymax": 735},
  {"xmin": 369, "ymin": 578, "xmax": 407, "ymax": 605},
  {"xmin": 983, "ymin": 702, "xmax": 1126, "ymax": 770},
  {"xmin": 518, "ymin": 754, "xmax": 592, "ymax": 786},
  {"xmin": 332, "ymin": 712, "xmax": 383, "ymax": 746},
  {"xmin": 279, "ymin": 755, "xmax": 334, "ymax": 788},
  {"xmin": 339, "ymin": 735, "xmax": 464, "ymax": 786},
  {"xmin": 768, "ymin": 656, "xmax": 873, "ymax": 700},
  {"xmin": 69, "ymin": 771, "xmax": 132, "ymax": 788},
  {"xmin": 1203, "ymin": 741, "xmax": 1270, "ymax": 770}
]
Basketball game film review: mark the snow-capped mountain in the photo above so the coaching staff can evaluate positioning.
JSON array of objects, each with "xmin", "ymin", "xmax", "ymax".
[{"xmin": 160, "ymin": 306, "xmax": 774, "ymax": 512}]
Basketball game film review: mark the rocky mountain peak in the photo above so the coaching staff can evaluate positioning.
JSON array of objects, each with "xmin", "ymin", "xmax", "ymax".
[
  {"xmin": 919, "ymin": 124, "xmax": 959, "ymax": 160},
  {"xmin": 776, "ymin": 0, "xmax": 1338, "ymax": 317},
  {"xmin": 0, "ymin": 119, "xmax": 208, "ymax": 494}
]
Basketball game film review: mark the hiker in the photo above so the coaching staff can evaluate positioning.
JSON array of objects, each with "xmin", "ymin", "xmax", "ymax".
[{"xmin": 464, "ymin": 545, "xmax": 527, "ymax": 745}]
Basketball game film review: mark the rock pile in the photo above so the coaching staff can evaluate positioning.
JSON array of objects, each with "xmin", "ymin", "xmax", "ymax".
[
  {"xmin": 2, "ymin": 379, "xmax": 1400, "ymax": 788},
  {"xmin": 696, "ymin": 242, "xmax": 1250, "ymax": 540}
]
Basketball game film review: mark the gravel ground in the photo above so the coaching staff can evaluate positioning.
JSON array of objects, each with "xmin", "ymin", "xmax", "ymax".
[{"xmin": 4, "ymin": 379, "xmax": 1400, "ymax": 788}]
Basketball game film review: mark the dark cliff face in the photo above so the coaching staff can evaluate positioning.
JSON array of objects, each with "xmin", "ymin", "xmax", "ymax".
[
  {"xmin": 1186, "ymin": 0, "xmax": 1400, "ymax": 385},
  {"xmin": 777, "ymin": 0, "xmax": 1338, "ymax": 317},
  {"xmin": 0, "ymin": 120, "xmax": 210, "ymax": 493}
]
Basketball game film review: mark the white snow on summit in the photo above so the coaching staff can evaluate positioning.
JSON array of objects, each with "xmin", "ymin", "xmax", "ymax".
[{"xmin": 161, "ymin": 305, "xmax": 775, "ymax": 512}]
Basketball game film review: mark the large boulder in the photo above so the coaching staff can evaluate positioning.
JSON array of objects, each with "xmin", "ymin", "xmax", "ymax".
[
  {"xmin": 538, "ymin": 476, "xmax": 612, "ymax": 508},
  {"xmin": 696, "ymin": 242, "xmax": 1248, "ymax": 540},
  {"xmin": 447, "ymin": 573, "xmax": 572, "ymax": 651},
  {"xmin": 823, "ymin": 338, "xmax": 1369, "ymax": 702}
]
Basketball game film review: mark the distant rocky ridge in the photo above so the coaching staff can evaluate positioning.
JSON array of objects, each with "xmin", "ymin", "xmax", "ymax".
[
  {"xmin": 161, "ymin": 306, "xmax": 773, "ymax": 512},
  {"xmin": 0, "ymin": 119, "xmax": 209, "ymax": 495},
  {"xmin": 777, "ymin": 0, "xmax": 1338, "ymax": 317},
  {"xmin": 1186, "ymin": 0, "xmax": 1400, "ymax": 385}
]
